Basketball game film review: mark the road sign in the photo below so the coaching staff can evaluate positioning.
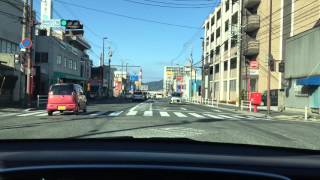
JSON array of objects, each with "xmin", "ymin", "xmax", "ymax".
[
  {"xmin": 130, "ymin": 75, "xmax": 139, "ymax": 82},
  {"xmin": 21, "ymin": 38, "xmax": 32, "ymax": 49},
  {"xmin": 40, "ymin": 19, "xmax": 62, "ymax": 29},
  {"xmin": 250, "ymin": 61, "xmax": 258, "ymax": 69}
]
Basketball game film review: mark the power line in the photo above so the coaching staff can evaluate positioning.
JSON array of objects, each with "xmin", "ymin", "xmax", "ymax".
[
  {"xmin": 143, "ymin": 0, "xmax": 217, "ymax": 6},
  {"xmin": 122, "ymin": 0, "xmax": 214, "ymax": 8},
  {"xmin": 54, "ymin": 0, "xmax": 200, "ymax": 29}
]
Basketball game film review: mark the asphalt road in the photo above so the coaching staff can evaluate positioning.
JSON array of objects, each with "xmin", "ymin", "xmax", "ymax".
[{"xmin": 0, "ymin": 98, "xmax": 320, "ymax": 150}]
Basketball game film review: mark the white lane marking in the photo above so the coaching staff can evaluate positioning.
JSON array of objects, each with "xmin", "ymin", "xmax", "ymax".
[
  {"xmin": 17, "ymin": 111, "xmax": 44, "ymax": 117},
  {"xmin": 203, "ymin": 114, "xmax": 223, "ymax": 119},
  {"xmin": 149, "ymin": 102, "xmax": 153, "ymax": 111},
  {"xmin": 160, "ymin": 111, "xmax": 170, "ymax": 117},
  {"xmin": 90, "ymin": 111, "xmax": 107, "ymax": 116},
  {"xmin": 188, "ymin": 113, "xmax": 205, "ymax": 118},
  {"xmin": 217, "ymin": 114, "xmax": 234, "ymax": 119},
  {"xmin": 129, "ymin": 102, "xmax": 144, "ymax": 112},
  {"xmin": 174, "ymin": 112, "xmax": 187, "ymax": 118},
  {"xmin": 0, "ymin": 113, "xmax": 21, "ymax": 117},
  {"xmin": 126, "ymin": 111, "xmax": 138, "ymax": 116},
  {"xmin": 180, "ymin": 107, "xmax": 187, "ymax": 111},
  {"xmin": 36, "ymin": 113, "xmax": 48, "ymax": 117},
  {"xmin": 144, "ymin": 111, "xmax": 153, "ymax": 116},
  {"xmin": 213, "ymin": 109, "xmax": 222, "ymax": 112},
  {"xmin": 108, "ymin": 111, "xmax": 123, "ymax": 117}
]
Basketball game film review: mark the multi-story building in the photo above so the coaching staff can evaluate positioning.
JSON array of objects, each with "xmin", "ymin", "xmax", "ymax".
[
  {"xmin": 202, "ymin": 0, "xmax": 241, "ymax": 104},
  {"xmin": 163, "ymin": 66, "xmax": 185, "ymax": 96},
  {"xmin": 0, "ymin": 0, "xmax": 25, "ymax": 104},
  {"xmin": 203, "ymin": 0, "xmax": 320, "ymax": 106}
]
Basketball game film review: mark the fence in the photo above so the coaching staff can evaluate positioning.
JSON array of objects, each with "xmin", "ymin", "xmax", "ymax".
[
  {"xmin": 37, "ymin": 95, "xmax": 48, "ymax": 108},
  {"xmin": 240, "ymin": 100, "xmax": 252, "ymax": 112}
]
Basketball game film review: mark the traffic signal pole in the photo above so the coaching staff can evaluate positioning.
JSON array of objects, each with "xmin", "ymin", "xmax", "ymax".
[{"xmin": 267, "ymin": 0, "xmax": 273, "ymax": 115}]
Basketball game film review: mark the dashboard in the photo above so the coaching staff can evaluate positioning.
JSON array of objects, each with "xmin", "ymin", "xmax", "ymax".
[{"xmin": 0, "ymin": 139, "xmax": 319, "ymax": 179}]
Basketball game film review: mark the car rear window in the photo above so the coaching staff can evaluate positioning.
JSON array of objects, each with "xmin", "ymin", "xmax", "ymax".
[
  {"xmin": 50, "ymin": 84, "xmax": 74, "ymax": 95},
  {"xmin": 172, "ymin": 93, "xmax": 181, "ymax": 97},
  {"xmin": 134, "ymin": 92, "xmax": 142, "ymax": 95}
]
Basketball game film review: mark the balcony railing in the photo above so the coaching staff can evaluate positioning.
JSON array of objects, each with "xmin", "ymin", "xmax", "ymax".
[
  {"xmin": 243, "ymin": 0, "xmax": 260, "ymax": 8},
  {"xmin": 243, "ymin": 38, "xmax": 259, "ymax": 56},
  {"xmin": 244, "ymin": 15, "xmax": 260, "ymax": 32}
]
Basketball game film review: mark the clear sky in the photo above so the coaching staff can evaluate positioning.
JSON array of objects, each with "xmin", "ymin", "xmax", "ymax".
[{"xmin": 34, "ymin": 0, "xmax": 220, "ymax": 82}]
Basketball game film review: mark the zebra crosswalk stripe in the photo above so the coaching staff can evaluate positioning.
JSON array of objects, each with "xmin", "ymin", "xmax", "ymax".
[
  {"xmin": 160, "ymin": 112, "xmax": 170, "ymax": 117},
  {"xmin": 36, "ymin": 113, "xmax": 48, "ymax": 117},
  {"xmin": 126, "ymin": 111, "xmax": 137, "ymax": 116},
  {"xmin": 144, "ymin": 111, "xmax": 153, "ymax": 116},
  {"xmin": 204, "ymin": 114, "xmax": 223, "ymax": 119},
  {"xmin": 108, "ymin": 111, "xmax": 123, "ymax": 117},
  {"xmin": 17, "ymin": 111, "xmax": 44, "ymax": 117},
  {"xmin": 188, "ymin": 113, "xmax": 205, "ymax": 118},
  {"xmin": 174, "ymin": 112, "xmax": 187, "ymax": 118},
  {"xmin": 230, "ymin": 115, "xmax": 246, "ymax": 119},
  {"xmin": 217, "ymin": 114, "xmax": 234, "ymax": 119},
  {"xmin": 0, "ymin": 113, "xmax": 21, "ymax": 117}
]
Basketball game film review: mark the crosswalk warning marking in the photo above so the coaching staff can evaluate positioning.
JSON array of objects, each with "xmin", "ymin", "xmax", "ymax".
[
  {"xmin": 213, "ymin": 109, "xmax": 222, "ymax": 112},
  {"xmin": 204, "ymin": 114, "xmax": 223, "ymax": 119},
  {"xmin": 160, "ymin": 112, "xmax": 170, "ymax": 117},
  {"xmin": 174, "ymin": 112, "xmax": 187, "ymax": 118},
  {"xmin": 188, "ymin": 113, "xmax": 205, "ymax": 118},
  {"xmin": 126, "ymin": 111, "xmax": 138, "ymax": 116},
  {"xmin": 17, "ymin": 111, "xmax": 44, "ymax": 117},
  {"xmin": 144, "ymin": 111, "xmax": 153, "ymax": 116},
  {"xmin": 90, "ymin": 111, "xmax": 107, "ymax": 116},
  {"xmin": 108, "ymin": 111, "xmax": 123, "ymax": 117}
]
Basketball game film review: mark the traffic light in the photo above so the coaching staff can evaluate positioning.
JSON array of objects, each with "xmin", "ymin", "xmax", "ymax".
[
  {"xmin": 279, "ymin": 62, "xmax": 285, "ymax": 73},
  {"xmin": 269, "ymin": 60, "xmax": 275, "ymax": 71},
  {"xmin": 61, "ymin": 20, "xmax": 83, "ymax": 30}
]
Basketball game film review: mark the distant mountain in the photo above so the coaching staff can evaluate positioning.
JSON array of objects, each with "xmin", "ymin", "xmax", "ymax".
[{"xmin": 143, "ymin": 80, "xmax": 163, "ymax": 91}]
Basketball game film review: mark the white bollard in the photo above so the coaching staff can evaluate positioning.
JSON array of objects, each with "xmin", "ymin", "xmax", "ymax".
[
  {"xmin": 305, "ymin": 106, "xmax": 308, "ymax": 120},
  {"xmin": 249, "ymin": 102, "xmax": 252, "ymax": 112},
  {"xmin": 211, "ymin": 99, "xmax": 214, "ymax": 107}
]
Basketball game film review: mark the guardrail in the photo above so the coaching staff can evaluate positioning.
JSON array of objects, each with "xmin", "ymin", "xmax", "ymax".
[
  {"xmin": 37, "ymin": 95, "xmax": 48, "ymax": 108},
  {"xmin": 241, "ymin": 100, "xmax": 252, "ymax": 112}
]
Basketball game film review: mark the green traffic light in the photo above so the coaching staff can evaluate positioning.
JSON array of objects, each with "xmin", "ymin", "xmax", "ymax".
[{"xmin": 60, "ymin": 19, "xmax": 67, "ymax": 27}]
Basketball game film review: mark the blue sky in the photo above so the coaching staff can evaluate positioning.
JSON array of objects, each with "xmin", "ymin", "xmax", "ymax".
[{"xmin": 34, "ymin": 0, "xmax": 219, "ymax": 82}]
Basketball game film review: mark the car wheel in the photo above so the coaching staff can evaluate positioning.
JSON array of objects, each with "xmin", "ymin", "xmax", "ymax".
[
  {"xmin": 48, "ymin": 111, "xmax": 53, "ymax": 116},
  {"xmin": 60, "ymin": 110, "xmax": 63, "ymax": 113},
  {"xmin": 83, "ymin": 108, "xmax": 87, "ymax": 113}
]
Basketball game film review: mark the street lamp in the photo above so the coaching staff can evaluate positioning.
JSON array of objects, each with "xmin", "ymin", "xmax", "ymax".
[{"xmin": 101, "ymin": 37, "xmax": 108, "ymax": 96}]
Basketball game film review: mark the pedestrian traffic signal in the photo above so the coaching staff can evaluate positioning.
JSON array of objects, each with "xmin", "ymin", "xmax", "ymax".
[{"xmin": 60, "ymin": 19, "xmax": 67, "ymax": 27}]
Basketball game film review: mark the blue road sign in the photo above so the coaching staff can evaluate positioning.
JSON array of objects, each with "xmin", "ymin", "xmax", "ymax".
[
  {"xmin": 130, "ymin": 75, "xmax": 139, "ymax": 82},
  {"xmin": 21, "ymin": 38, "xmax": 32, "ymax": 49}
]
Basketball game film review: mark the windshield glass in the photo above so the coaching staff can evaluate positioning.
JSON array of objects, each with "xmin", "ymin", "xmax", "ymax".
[
  {"xmin": 50, "ymin": 84, "xmax": 73, "ymax": 95},
  {"xmin": 0, "ymin": 0, "xmax": 320, "ymax": 151}
]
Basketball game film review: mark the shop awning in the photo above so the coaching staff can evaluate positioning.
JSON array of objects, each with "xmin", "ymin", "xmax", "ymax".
[{"xmin": 297, "ymin": 76, "xmax": 320, "ymax": 85}]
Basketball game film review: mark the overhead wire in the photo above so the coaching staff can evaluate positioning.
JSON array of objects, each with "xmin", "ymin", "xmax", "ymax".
[{"xmin": 121, "ymin": 0, "xmax": 214, "ymax": 8}]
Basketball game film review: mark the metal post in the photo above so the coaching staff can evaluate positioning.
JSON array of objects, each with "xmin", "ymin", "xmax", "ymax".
[
  {"xmin": 108, "ymin": 47, "xmax": 112, "ymax": 97},
  {"xmin": 249, "ymin": 101, "xmax": 252, "ymax": 112},
  {"xmin": 240, "ymin": 100, "xmax": 243, "ymax": 111},
  {"xmin": 305, "ymin": 106, "xmax": 308, "ymax": 120},
  {"xmin": 37, "ymin": 95, "xmax": 39, "ymax": 108},
  {"xmin": 267, "ymin": 0, "xmax": 273, "ymax": 115}
]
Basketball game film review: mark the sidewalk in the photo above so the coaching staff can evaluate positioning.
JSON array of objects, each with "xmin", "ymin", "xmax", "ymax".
[{"xmin": 186, "ymin": 99, "xmax": 320, "ymax": 122}]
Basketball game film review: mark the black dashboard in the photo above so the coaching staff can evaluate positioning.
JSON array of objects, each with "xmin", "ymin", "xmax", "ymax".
[{"xmin": 0, "ymin": 139, "xmax": 319, "ymax": 179}]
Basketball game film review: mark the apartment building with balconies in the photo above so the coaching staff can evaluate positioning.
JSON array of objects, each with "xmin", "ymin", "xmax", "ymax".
[{"xmin": 202, "ymin": 0, "xmax": 241, "ymax": 104}]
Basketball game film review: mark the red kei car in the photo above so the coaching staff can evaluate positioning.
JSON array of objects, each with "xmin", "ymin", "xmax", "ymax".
[{"xmin": 47, "ymin": 83, "xmax": 87, "ymax": 116}]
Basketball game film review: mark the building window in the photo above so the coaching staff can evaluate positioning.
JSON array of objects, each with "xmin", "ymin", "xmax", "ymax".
[
  {"xmin": 69, "ymin": 59, "xmax": 73, "ymax": 69},
  {"xmin": 35, "ymin": 52, "xmax": 48, "ymax": 63},
  {"xmin": 215, "ymin": 46, "xmax": 220, "ymax": 55},
  {"xmin": 64, "ymin": 57, "xmax": 67, "ymax": 68},
  {"xmin": 210, "ymin": 33, "xmax": 214, "ymax": 42},
  {"xmin": 229, "ymin": 80, "xmax": 236, "ymax": 91},
  {"xmin": 6, "ymin": 42, "xmax": 11, "ymax": 53},
  {"xmin": 225, "ymin": 0, "xmax": 229, "ymax": 12},
  {"xmin": 73, "ymin": 60, "xmax": 77, "ymax": 70},
  {"xmin": 206, "ymin": 22, "xmax": 210, "ymax": 30},
  {"xmin": 215, "ymin": 64, "xmax": 219, "ymax": 73},
  {"xmin": 224, "ymin": 40, "xmax": 229, "ymax": 51},
  {"xmin": 230, "ymin": 58, "xmax": 237, "ymax": 69},
  {"xmin": 1, "ymin": 40, "xmax": 6, "ymax": 53},
  {"xmin": 232, "ymin": 0, "xmax": 238, "ymax": 4},
  {"xmin": 210, "ymin": 67, "xmax": 213, "ymax": 75},
  {"xmin": 210, "ymin": 50, "xmax": 214, "ymax": 59},
  {"xmin": 232, "ymin": 12, "xmax": 238, "ymax": 24},
  {"xmin": 231, "ymin": 36, "xmax": 237, "ymax": 47},
  {"xmin": 224, "ymin": 81, "xmax": 227, "ymax": 91},
  {"xmin": 217, "ymin": 9, "xmax": 221, "ymax": 20},
  {"xmin": 57, "ymin": 55, "xmax": 62, "ymax": 65},
  {"xmin": 224, "ymin": 61, "xmax": 228, "ymax": 71},
  {"xmin": 206, "ymin": 37, "xmax": 209, "ymax": 46},
  {"xmin": 211, "ymin": 16, "xmax": 215, "ymax": 26},
  {"xmin": 225, "ymin": 19, "xmax": 229, "ymax": 32},
  {"xmin": 216, "ymin": 27, "xmax": 221, "ymax": 38}
]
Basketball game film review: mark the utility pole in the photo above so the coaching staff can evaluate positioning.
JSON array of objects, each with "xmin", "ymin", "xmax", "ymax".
[
  {"xmin": 108, "ymin": 47, "xmax": 112, "ymax": 97},
  {"xmin": 190, "ymin": 56, "xmax": 193, "ymax": 98},
  {"xmin": 237, "ymin": 0, "xmax": 243, "ymax": 109},
  {"xmin": 23, "ymin": 0, "xmax": 34, "ymax": 107},
  {"xmin": 267, "ymin": 0, "xmax": 273, "ymax": 115}
]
